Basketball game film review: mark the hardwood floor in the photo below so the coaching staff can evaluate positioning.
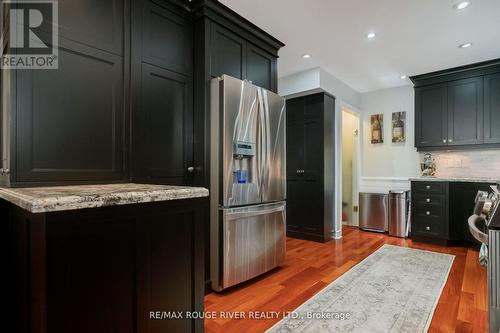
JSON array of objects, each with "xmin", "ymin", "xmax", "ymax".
[{"xmin": 205, "ymin": 226, "xmax": 487, "ymax": 333}]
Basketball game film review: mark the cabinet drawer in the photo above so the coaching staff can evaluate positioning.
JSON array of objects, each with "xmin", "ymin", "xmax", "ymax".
[
  {"xmin": 414, "ymin": 205, "xmax": 445, "ymax": 219},
  {"xmin": 412, "ymin": 193, "xmax": 446, "ymax": 207},
  {"xmin": 412, "ymin": 218, "xmax": 444, "ymax": 238},
  {"xmin": 412, "ymin": 182, "xmax": 446, "ymax": 194}
]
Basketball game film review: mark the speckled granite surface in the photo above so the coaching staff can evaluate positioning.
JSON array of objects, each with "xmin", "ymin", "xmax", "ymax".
[
  {"xmin": 410, "ymin": 177, "xmax": 499, "ymax": 183},
  {"xmin": 0, "ymin": 183, "xmax": 209, "ymax": 213}
]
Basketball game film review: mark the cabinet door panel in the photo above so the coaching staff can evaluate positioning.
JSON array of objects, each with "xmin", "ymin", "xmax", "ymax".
[
  {"xmin": 448, "ymin": 77, "xmax": 483, "ymax": 146},
  {"xmin": 210, "ymin": 24, "xmax": 246, "ymax": 79},
  {"xmin": 246, "ymin": 43, "xmax": 275, "ymax": 91},
  {"xmin": 137, "ymin": 207, "xmax": 198, "ymax": 333},
  {"xmin": 47, "ymin": 216, "xmax": 136, "ymax": 333},
  {"xmin": 484, "ymin": 73, "xmax": 500, "ymax": 144},
  {"xmin": 142, "ymin": 1, "xmax": 192, "ymax": 75},
  {"xmin": 140, "ymin": 64, "xmax": 193, "ymax": 184},
  {"xmin": 415, "ymin": 84, "xmax": 447, "ymax": 147},
  {"xmin": 286, "ymin": 179, "xmax": 303, "ymax": 232},
  {"xmin": 303, "ymin": 95, "xmax": 324, "ymax": 230},
  {"xmin": 286, "ymin": 99, "xmax": 303, "ymax": 178},
  {"xmin": 16, "ymin": 42, "xmax": 125, "ymax": 183},
  {"xmin": 60, "ymin": 0, "xmax": 125, "ymax": 55}
]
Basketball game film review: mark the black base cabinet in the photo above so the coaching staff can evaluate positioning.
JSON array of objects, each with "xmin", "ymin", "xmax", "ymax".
[
  {"xmin": 411, "ymin": 181, "xmax": 494, "ymax": 245},
  {"xmin": 4, "ymin": 198, "xmax": 207, "ymax": 333}
]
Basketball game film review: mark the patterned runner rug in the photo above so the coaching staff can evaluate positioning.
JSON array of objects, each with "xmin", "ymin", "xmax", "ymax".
[{"xmin": 266, "ymin": 244, "xmax": 454, "ymax": 333}]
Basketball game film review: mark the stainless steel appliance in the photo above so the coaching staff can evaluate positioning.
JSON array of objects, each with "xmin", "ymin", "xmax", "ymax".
[
  {"xmin": 388, "ymin": 190, "xmax": 410, "ymax": 238},
  {"xmin": 469, "ymin": 185, "xmax": 500, "ymax": 333},
  {"xmin": 359, "ymin": 192, "xmax": 388, "ymax": 232},
  {"xmin": 210, "ymin": 75, "xmax": 286, "ymax": 291}
]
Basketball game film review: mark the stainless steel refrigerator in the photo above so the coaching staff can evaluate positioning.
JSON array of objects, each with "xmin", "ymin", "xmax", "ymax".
[{"xmin": 210, "ymin": 75, "xmax": 286, "ymax": 291}]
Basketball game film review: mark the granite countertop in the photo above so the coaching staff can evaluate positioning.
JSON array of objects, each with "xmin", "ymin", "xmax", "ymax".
[
  {"xmin": 409, "ymin": 177, "xmax": 500, "ymax": 183},
  {"xmin": 0, "ymin": 183, "xmax": 209, "ymax": 213}
]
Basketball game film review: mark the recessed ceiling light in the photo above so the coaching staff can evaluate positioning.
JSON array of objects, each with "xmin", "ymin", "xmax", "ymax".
[
  {"xmin": 302, "ymin": 54, "xmax": 312, "ymax": 59},
  {"xmin": 459, "ymin": 42, "xmax": 472, "ymax": 48},
  {"xmin": 366, "ymin": 32, "xmax": 376, "ymax": 39},
  {"xmin": 454, "ymin": 1, "xmax": 471, "ymax": 10},
  {"xmin": 400, "ymin": 75, "xmax": 407, "ymax": 79}
]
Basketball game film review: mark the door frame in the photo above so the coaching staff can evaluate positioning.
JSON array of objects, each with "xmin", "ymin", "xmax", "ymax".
[{"xmin": 335, "ymin": 101, "xmax": 362, "ymax": 238}]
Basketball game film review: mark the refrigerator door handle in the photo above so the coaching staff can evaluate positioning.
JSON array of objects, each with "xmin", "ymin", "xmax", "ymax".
[{"xmin": 224, "ymin": 203, "xmax": 285, "ymax": 221}]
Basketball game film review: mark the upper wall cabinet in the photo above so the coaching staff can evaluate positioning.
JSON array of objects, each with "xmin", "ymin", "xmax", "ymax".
[
  {"xmin": 15, "ymin": 43, "xmax": 126, "ymax": 184},
  {"xmin": 60, "ymin": 0, "xmax": 125, "ymax": 55},
  {"xmin": 1, "ymin": 0, "xmax": 129, "ymax": 187},
  {"xmin": 246, "ymin": 43, "xmax": 276, "ymax": 91},
  {"xmin": 142, "ymin": 1, "xmax": 193, "ymax": 76},
  {"xmin": 484, "ymin": 73, "xmax": 500, "ymax": 144},
  {"xmin": 210, "ymin": 24, "xmax": 246, "ymax": 80},
  {"xmin": 415, "ymin": 83, "xmax": 447, "ymax": 147},
  {"xmin": 411, "ymin": 59, "xmax": 500, "ymax": 151},
  {"xmin": 447, "ymin": 77, "xmax": 483, "ymax": 146}
]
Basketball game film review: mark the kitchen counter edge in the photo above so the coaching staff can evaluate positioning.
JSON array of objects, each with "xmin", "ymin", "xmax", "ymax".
[{"xmin": 0, "ymin": 183, "xmax": 209, "ymax": 214}]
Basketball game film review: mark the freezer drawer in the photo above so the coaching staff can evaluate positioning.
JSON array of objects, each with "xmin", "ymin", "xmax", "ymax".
[
  {"xmin": 359, "ymin": 192, "xmax": 388, "ymax": 232},
  {"xmin": 219, "ymin": 202, "xmax": 286, "ymax": 290}
]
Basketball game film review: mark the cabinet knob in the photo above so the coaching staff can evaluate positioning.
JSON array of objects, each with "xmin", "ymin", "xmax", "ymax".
[
  {"xmin": 448, "ymin": 139, "xmax": 453, "ymax": 143},
  {"xmin": 443, "ymin": 139, "xmax": 447, "ymax": 143},
  {"xmin": 426, "ymin": 211, "xmax": 431, "ymax": 216},
  {"xmin": 426, "ymin": 185, "xmax": 431, "ymax": 190},
  {"xmin": 426, "ymin": 198, "xmax": 431, "ymax": 203},
  {"xmin": 187, "ymin": 166, "xmax": 195, "ymax": 173},
  {"xmin": 426, "ymin": 226, "xmax": 431, "ymax": 231}
]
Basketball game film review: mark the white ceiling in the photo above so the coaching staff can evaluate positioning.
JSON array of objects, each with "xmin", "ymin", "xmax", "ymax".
[{"xmin": 220, "ymin": 0, "xmax": 500, "ymax": 93}]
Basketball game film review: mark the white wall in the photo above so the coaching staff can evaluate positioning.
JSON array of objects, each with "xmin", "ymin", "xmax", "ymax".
[
  {"xmin": 279, "ymin": 67, "xmax": 361, "ymax": 110},
  {"xmin": 360, "ymin": 85, "xmax": 419, "ymax": 193}
]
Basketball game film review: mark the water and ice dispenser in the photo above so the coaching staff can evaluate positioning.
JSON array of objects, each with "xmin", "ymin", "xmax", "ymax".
[{"xmin": 232, "ymin": 141, "xmax": 255, "ymax": 184}]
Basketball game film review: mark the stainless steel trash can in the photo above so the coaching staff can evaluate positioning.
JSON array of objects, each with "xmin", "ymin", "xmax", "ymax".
[
  {"xmin": 389, "ymin": 191, "xmax": 409, "ymax": 238},
  {"xmin": 359, "ymin": 193, "xmax": 388, "ymax": 233}
]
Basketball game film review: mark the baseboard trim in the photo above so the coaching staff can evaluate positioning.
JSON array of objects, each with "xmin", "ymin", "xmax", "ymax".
[{"xmin": 287, "ymin": 230, "xmax": 333, "ymax": 243}]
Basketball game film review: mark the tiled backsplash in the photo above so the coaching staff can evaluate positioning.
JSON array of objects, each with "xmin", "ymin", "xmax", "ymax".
[{"xmin": 420, "ymin": 150, "xmax": 500, "ymax": 179}]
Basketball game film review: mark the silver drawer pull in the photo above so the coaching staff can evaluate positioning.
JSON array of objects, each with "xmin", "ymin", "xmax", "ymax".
[
  {"xmin": 426, "ymin": 198, "xmax": 431, "ymax": 203},
  {"xmin": 426, "ymin": 211, "xmax": 431, "ymax": 215},
  {"xmin": 426, "ymin": 226, "xmax": 431, "ymax": 231},
  {"xmin": 426, "ymin": 185, "xmax": 431, "ymax": 190}
]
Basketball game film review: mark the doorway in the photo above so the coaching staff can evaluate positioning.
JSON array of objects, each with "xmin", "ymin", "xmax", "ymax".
[{"xmin": 341, "ymin": 108, "xmax": 360, "ymax": 227}]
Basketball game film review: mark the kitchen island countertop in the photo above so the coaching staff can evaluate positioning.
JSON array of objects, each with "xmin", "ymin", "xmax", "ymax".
[{"xmin": 0, "ymin": 183, "xmax": 209, "ymax": 213}]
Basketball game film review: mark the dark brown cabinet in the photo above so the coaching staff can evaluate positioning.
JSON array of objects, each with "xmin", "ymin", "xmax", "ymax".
[
  {"xmin": 415, "ymin": 84, "xmax": 448, "ymax": 147},
  {"xmin": 286, "ymin": 93, "xmax": 335, "ymax": 242},
  {"xmin": 449, "ymin": 182, "xmax": 494, "ymax": 243},
  {"xmin": 411, "ymin": 181, "xmax": 494, "ymax": 245},
  {"xmin": 209, "ymin": 23, "xmax": 277, "ymax": 91},
  {"xmin": 5, "ymin": 198, "xmax": 207, "ymax": 333},
  {"xmin": 210, "ymin": 24, "xmax": 246, "ymax": 80},
  {"xmin": 411, "ymin": 59, "xmax": 500, "ymax": 151},
  {"xmin": 484, "ymin": 73, "xmax": 500, "ymax": 144},
  {"xmin": 411, "ymin": 182, "xmax": 449, "ymax": 243},
  {"xmin": 1, "ymin": 0, "xmax": 130, "ymax": 187},
  {"xmin": 447, "ymin": 77, "xmax": 483, "ymax": 146},
  {"xmin": 246, "ymin": 43, "xmax": 276, "ymax": 91},
  {"xmin": 138, "ymin": 64, "xmax": 193, "ymax": 184}
]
